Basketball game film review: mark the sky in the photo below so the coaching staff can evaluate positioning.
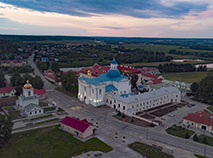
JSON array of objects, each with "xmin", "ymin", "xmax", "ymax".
[{"xmin": 0, "ymin": 0, "xmax": 213, "ymax": 38}]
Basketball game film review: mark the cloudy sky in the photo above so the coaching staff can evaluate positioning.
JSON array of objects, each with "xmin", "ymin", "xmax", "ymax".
[{"xmin": 0, "ymin": 0, "xmax": 213, "ymax": 37}]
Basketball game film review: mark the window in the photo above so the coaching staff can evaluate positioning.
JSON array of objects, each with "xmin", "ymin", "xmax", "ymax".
[
  {"xmin": 124, "ymin": 91, "xmax": 126, "ymax": 94},
  {"xmin": 123, "ymin": 106, "xmax": 125, "ymax": 110},
  {"xmin": 39, "ymin": 110, "xmax": 41, "ymax": 113},
  {"xmin": 30, "ymin": 112, "xmax": 32, "ymax": 115},
  {"xmin": 99, "ymin": 89, "xmax": 102, "ymax": 95},
  {"xmin": 110, "ymin": 100, "xmax": 112, "ymax": 104},
  {"xmin": 118, "ymin": 104, "xmax": 120, "ymax": 108},
  {"xmin": 28, "ymin": 91, "xmax": 31, "ymax": 96},
  {"xmin": 92, "ymin": 89, "xmax": 94, "ymax": 94},
  {"xmin": 106, "ymin": 99, "xmax": 108, "ymax": 103},
  {"xmin": 35, "ymin": 111, "xmax": 37, "ymax": 114}
]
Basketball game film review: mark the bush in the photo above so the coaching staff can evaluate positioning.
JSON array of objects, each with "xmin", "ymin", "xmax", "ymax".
[
  {"xmin": 185, "ymin": 133, "xmax": 190, "ymax": 139},
  {"xmin": 202, "ymin": 137, "xmax": 208, "ymax": 144}
]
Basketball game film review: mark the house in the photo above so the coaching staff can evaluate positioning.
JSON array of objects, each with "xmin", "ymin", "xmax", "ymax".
[
  {"xmin": 0, "ymin": 86, "xmax": 16, "ymax": 98},
  {"xmin": 61, "ymin": 116, "xmax": 96, "ymax": 139},
  {"xmin": 183, "ymin": 111, "xmax": 213, "ymax": 133},
  {"xmin": 34, "ymin": 88, "xmax": 47, "ymax": 100},
  {"xmin": 0, "ymin": 60, "xmax": 24, "ymax": 67}
]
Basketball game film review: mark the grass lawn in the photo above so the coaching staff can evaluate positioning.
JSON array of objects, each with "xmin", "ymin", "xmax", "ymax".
[
  {"xmin": 163, "ymin": 72, "xmax": 210, "ymax": 83},
  {"xmin": 194, "ymin": 135, "xmax": 213, "ymax": 146},
  {"xmin": 0, "ymin": 126, "xmax": 112, "ymax": 158},
  {"xmin": 55, "ymin": 87, "xmax": 77, "ymax": 97},
  {"xmin": 35, "ymin": 118, "xmax": 59, "ymax": 126},
  {"xmin": 166, "ymin": 125, "xmax": 194, "ymax": 139},
  {"xmin": 44, "ymin": 107, "xmax": 56, "ymax": 113},
  {"xmin": 195, "ymin": 154, "xmax": 209, "ymax": 158},
  {"xmin": 30, "ymin": 114, "xmax": 52, "ymax": 121},
  {"xmin": 129, "ymin": 142, "xmax": 173, "ymax": 158},
  {"xmin": 207, "ymin": 106, "xmax": 213, "ymax": 113}
]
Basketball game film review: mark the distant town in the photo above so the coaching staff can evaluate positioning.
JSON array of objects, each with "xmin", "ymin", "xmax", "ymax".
[{"xmin": 0, "ymin": 36, "xmax": 213, "ymax": 158}]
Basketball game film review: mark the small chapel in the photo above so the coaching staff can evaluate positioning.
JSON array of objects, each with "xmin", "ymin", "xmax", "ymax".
[{"xmin": 16, "ymin": 80, "xmax": 43, "ymax": 116}]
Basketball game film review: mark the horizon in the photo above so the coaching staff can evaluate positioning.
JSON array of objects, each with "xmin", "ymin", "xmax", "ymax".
[{"xmin": 0, "ymin": 1, "xmax": 213, "ymax": 38}]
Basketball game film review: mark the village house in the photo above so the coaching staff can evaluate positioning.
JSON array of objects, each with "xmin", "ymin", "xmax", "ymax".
[
  {"xmin": 0, "ymin": 86, "xmax": 16, "ymax": 98},
  {"xmin": 61, "ymin": 116, "xmax": 96, "ymax": 139},
  {"xmin": 183, "ymin": 111, "xmax": 213, "ymax": 133}
]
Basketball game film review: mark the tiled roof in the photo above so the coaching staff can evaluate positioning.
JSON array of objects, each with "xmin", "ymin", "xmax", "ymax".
[
  {"xmin": 141, "ymin": 72, "xmax": 159, "ymax": 79},
  {"xmin": 34, "ymin": 89, "xmax": 46, "ymax": 95},
  {"xmin": 106, "ymin": 84, "xmax": 118, "ymax": 92},
  {"xmin": 61, "ymin": 116, "xmax": 93, "ymax": 132},
  {"xmin": 0, "ymin": 86, "xmax": 16, "ymax": 93},
  {"xmin": 184, "ymin": 111, "xmax": 213, "ymax": 126}
]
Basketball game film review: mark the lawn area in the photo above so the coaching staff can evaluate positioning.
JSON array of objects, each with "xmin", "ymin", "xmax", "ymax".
[
  {"xmin": 194, "ymin": 154, "xmax": 209, "ymax": 158},
  {"xmin": 166, "ymin": 125, "xmax": 194, "ymax": 139},
  {"xmin": 163, "ymin": 72, "xmax": 210, "ymax": 83},
  {"xmin": 129, "ymin": 142, "xmax": 173, "ymax": 158},
  {"xmin": 35, "ymin": 118, "xmax": 59, "ymax": 126},
  {"xmin": 207, "ymin": 106, "xmax": 213, "ymax": 113},
  {"xmin": 44, "ymin": 107, "xmax": 56, "ymax": 112},
  {"xmin": 194, "ymin": 135, "xmax": 213, "ymax": 146},
  {"xmin": 30, "ymin": 114, "xmax": 52, "ymax": 121},
  {"xmin": 0, "ymin": 126, "xmax": 112, "ymax": 158}
]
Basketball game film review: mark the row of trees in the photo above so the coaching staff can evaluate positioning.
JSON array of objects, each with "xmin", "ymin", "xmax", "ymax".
[
  {"xmin": 61, "ymin": 71, "xmax": 78, "ymax": 94},
  {"xmin": 10, "ymin": 73, "xmax": 44, "ymax": 95},
  {"xmin": 159, "ymin": 63, "xmax": 196, "ymax": 73},
  {"xmin": 190, "ymin": 73, "xmax": 213, "ymax": 104},
  {"xmin": 0, "ymin": 114, "xmax": 13, "ymax": 149},
  {"xmin": 0, "ymin": 70, "xmax": 6, "ymax": 88},
  {"xmin": 159, "ymin": 63, "xmax": 207, "ymax": 73}
]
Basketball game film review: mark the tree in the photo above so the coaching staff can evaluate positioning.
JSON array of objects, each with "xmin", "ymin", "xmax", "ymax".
[
  {"xmin": 0, "ymin": 70, "xmax": 6, "ymax": 88},
  {"xmin": 0, "ymin": 114, "xmax": 13, "ymax": 149},
  {"xmin": 193, "ymin": 134, "xmax": 198, "ymax": 141},
  {"xmin": 61, "ymin": 71, "xmax": 78, "ymax": 93},
  {"xmin": 10, "ymin": 73, "xmax": 23, "ymax": 87},
  {"xmin": 190, "ymin": 82, "xmax": 199, "ymax": 95},
  {"xmin": 131, "ymin": 74, "xmax": 138, "ymax": 89}
]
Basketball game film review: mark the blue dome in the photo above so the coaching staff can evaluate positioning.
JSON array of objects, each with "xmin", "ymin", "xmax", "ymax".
[
  {"xmin": 107, "ymin": 70, "xmax": 121, "ymax": 78},
  {"xmin": 111, "ymin": 59, "xmax": 118, "ymax": 64}
]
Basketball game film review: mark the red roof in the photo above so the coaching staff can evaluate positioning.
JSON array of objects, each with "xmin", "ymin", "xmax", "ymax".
[
  {"xmin": 184, "ymin": 111, "xmax": 213, "ymax": 126},
  {"xmin": 0, "ymin": 86, "xmax": 16, "ymax": 93},
  {"xmin": 80, "ymin": 64, "xmax": 110, "ymax": 77},
  {"xmin": 0, "ymin": 60, "xmax": 22, "ymax": 64},
  {"xmin": 45, "ymin": 74, "xmax": 57, "ymax": 81},
  {"xmin": 34, "ymin": 89, "xmax": 46, "ymax": 95},
  {"xmin": 141, "ymin": 72, "xmax": 159, "ymax": 79},
  {"xmin": 118, "ymin": 65, "xmax": 141, "ymax": 74},
  {"xmin": 61, "ymin": 116, "xmax": 93, "ymax": 132}
]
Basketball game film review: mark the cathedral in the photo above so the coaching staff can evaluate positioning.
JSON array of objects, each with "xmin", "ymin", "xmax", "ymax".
[{"xmin": 78, "ymin": 59, "xmax": 131, "ymax": 107}]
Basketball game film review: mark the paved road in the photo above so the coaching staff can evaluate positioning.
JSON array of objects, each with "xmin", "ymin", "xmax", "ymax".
[
  {"xmin": 28, "ymin": 54, "xmax": 54, "ymax": 90},
  {"xmin": 30, "ymin": 55, "xmax": 213, "ymax": 158}
]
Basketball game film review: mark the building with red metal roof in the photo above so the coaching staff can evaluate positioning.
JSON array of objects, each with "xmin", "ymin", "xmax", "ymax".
[
  {"xmin": 0, "ymin": 86, "xmax": 16, "ymax": 98},
  {"xmin": 34, "ymin": 88, "xmax": 47, "ymax": 99},
  {"xmin": 61, "ymin": 116, "xmax": 96, "ymax": 139},
  {"xmin": 183, "ymin": 111, "xmax": 213, "ymax": 133}
]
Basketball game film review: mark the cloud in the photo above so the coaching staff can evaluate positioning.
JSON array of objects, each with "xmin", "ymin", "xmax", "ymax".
[{"xmin": 0, "ymin": 0, "xmax": 209, "ymax": 18}]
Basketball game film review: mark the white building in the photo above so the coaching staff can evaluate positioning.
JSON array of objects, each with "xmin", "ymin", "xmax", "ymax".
[
  {"xmin": 16, "ymin": 80, "xmax": 43, "ymax": 116},
  {"xmin": 78, "ymin": 59, "xmax": 131, "ymax": 106},
  {"xmin": 0, "ymin": 86, "xmax": 16, "ymax": 98},
  {"xmin": 106, "ymin": 87, "xmax": 181, "ymax": 116},
  {"xmin": 78, "ymin": 59, "xmax": 181, "ymax": 116}
]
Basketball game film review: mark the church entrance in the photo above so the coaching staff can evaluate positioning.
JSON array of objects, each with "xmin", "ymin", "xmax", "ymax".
[{"xmin": 201, "ymin": 125, "xmax": 207, "ymax": 130}]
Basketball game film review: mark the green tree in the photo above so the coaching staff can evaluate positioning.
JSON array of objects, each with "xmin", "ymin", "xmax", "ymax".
[
  {"xmin": 0, "ymin": 114, "xmax": 13, "ymax": 149},
  {"xmin": 0, "ymin": 70, "xmax": 6, "ymax": 88},
  {"xmin": 193, "ymin": 134, "xmax": 198, "ymax": 141},
  {"xmin": 131, "ymin": 74, "xmax": 138, "ymax": 89},
  {"xmin": 190, "ymin": 82, "xmax": 199, "ymax": 95},
  {"xmin": 61, "ymin": 71, "xmax": 78, "ymax": 93},
  {"xmin": 10, "ymin": 73, "xmax": 23, "ymax": 87}
]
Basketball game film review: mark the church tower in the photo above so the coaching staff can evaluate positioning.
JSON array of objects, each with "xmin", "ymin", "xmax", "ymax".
[{"xmin": 23, "ymin": 80, "xmax": 34, "ymax": 97}]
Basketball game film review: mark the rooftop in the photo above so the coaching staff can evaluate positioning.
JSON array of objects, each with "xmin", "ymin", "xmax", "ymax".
[
  {"xmin": 0, "ymin": 86, "xmax": 16, "ymax": 93},
  {"xmin": 24, "ymin": 103, "xmax": 42, "ymax": 112},
  {"xmin": 184, "ymin": 111, "xmax": 213, "ymax": 126},
  {"xmin": 79, "ymin": 73, "xmax": 127, "ymax": 85},
  {"xmin": 61, "ymin": 116, "xmax": 93, "ymax": 132}
]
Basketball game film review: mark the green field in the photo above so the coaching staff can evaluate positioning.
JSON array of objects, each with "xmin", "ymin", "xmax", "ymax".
[
  {"xmin": 195, "ymin": 154, "xmax": 209, "ymax": 158},
  {"xmin": 129, "ymin": 142, "xmax": 173, "ymax": 158},
  {"xmin": 163, "ymin": 72, "xmax": 211, "ymax": 83},
  {"xmin": 166, "ymin": 125, "xmax": 195, "ymax": 139},
  {"xmin": 195, "ymin": 135, "xmax": 213, "ymax": 146},
  {"xmin": 0, "ymin": 126, "xmax": 112, "ymax": 158},
  {"xmin": 125, "ymin": 44, "xmax": 213, "ymax": 54},
  {"xmin": 207, "ymin": 106, "xmax": 213, "ymax": 113}
]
